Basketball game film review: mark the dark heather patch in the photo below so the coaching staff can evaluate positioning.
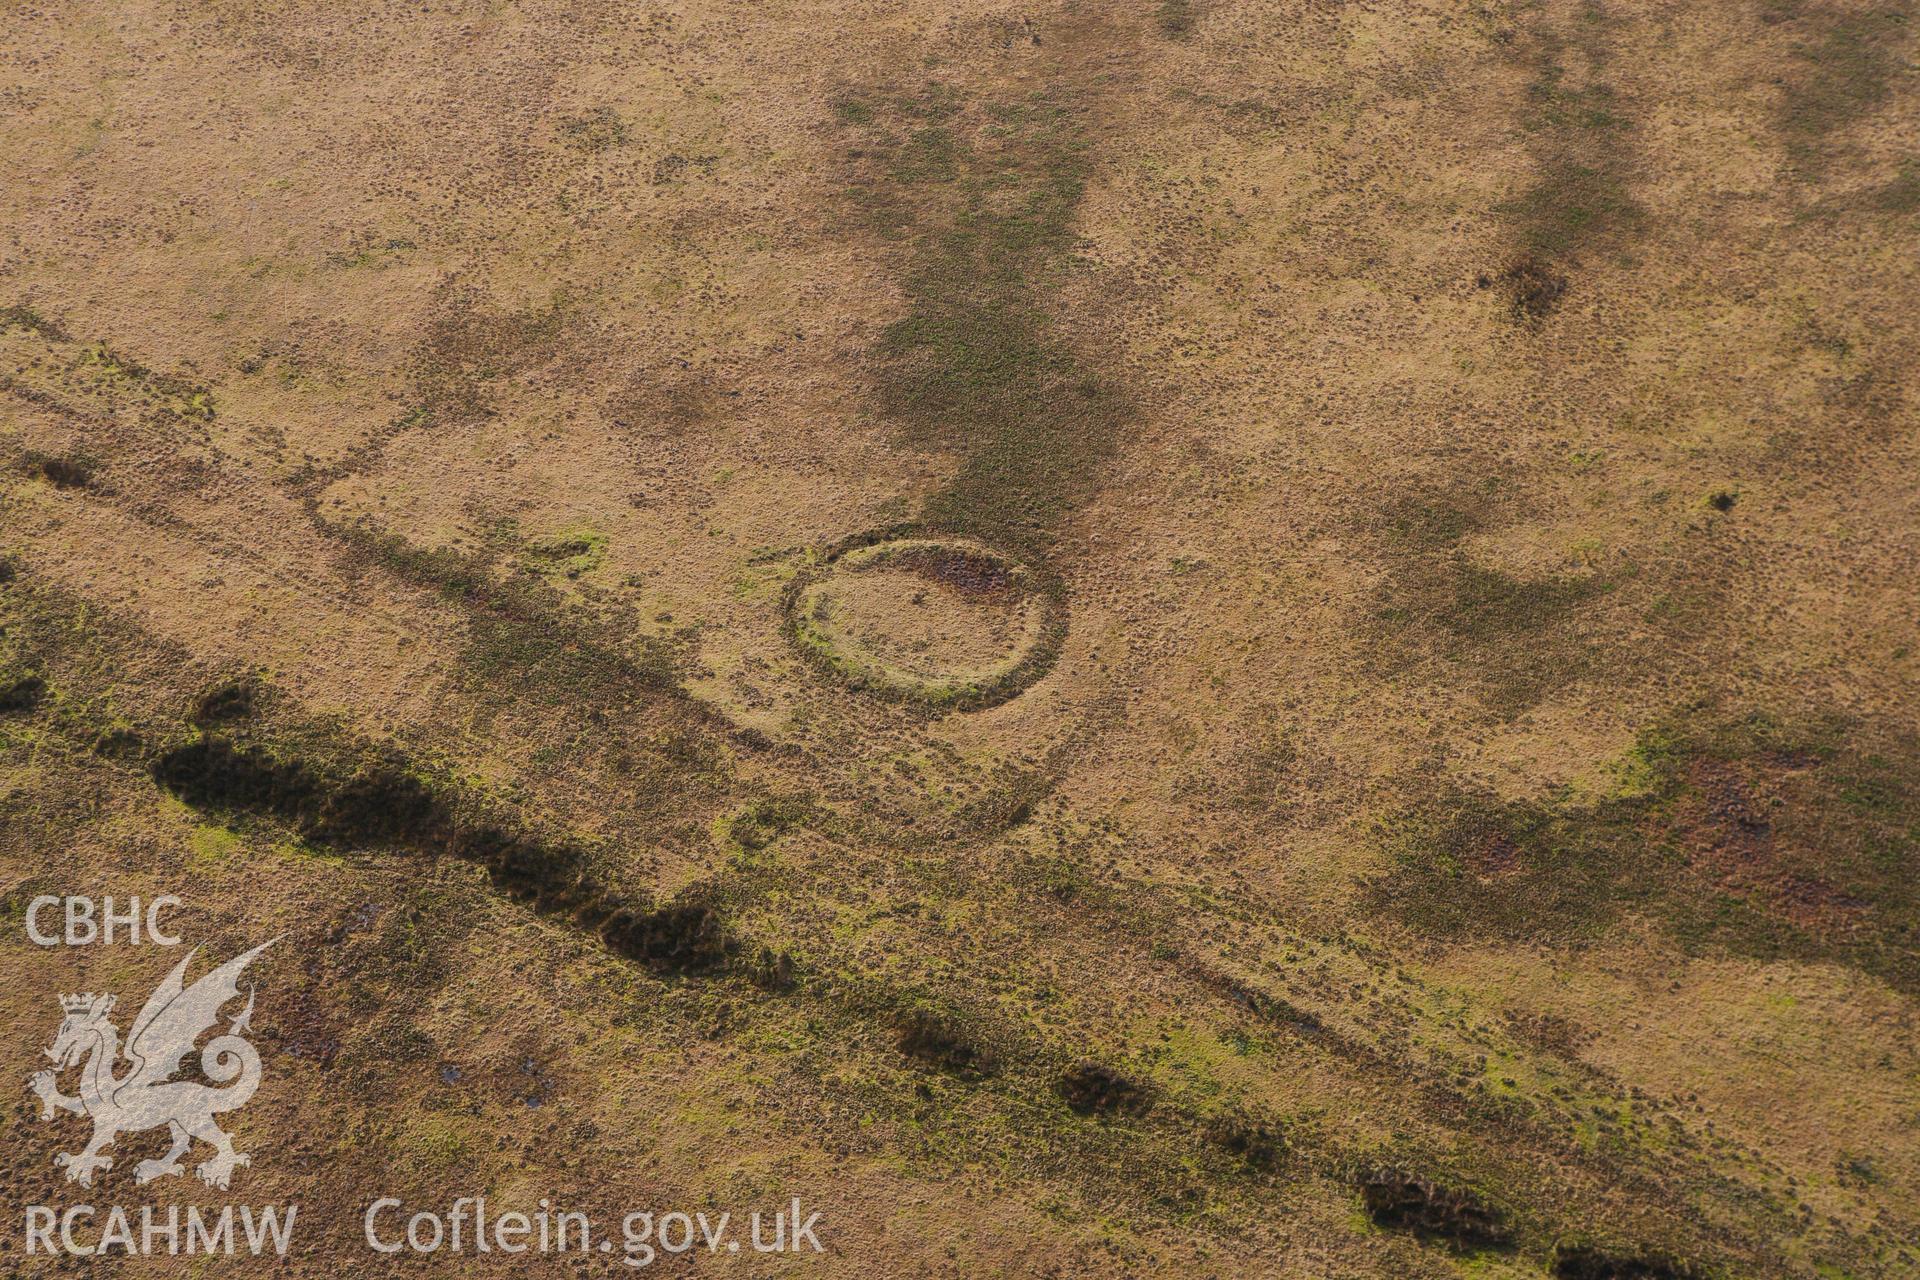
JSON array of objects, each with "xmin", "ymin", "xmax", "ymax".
[
  {"xmin": 1498, "ymin": 11, "xmax": 1641, "ymax": 272},
  {"xmin": 150, "ymin": 736, "xmax": 321, "ymax": 822},
  {"xmin": 1553, "ymin": 1245, "xmax": 1706, "ymax": 1280},
  {"xmin": 152, "ymin": 735, "xmax": 751, "ymax": 980},
  {"xmin": 557, "ymin": 107, "xmax": 627, "ymax": 152},
  {"xmin": 744, "ymin": 946, "xmax": 796, "ymax": 992},
  {"xmin": 457, "ymin": 825, "xmax": 586, "ymax": 907},
  {"xmin": 1356, "ymin": 1167, "xmax": 1512, "ymax": 1249},
  {"xmin": 1374, "ymin": 549, "xmax": 1609, "ymax": 717},
  {"xmin": 1158, "ymin": 0, "xmax": 1196, "ymax": 38},
  {"xmin": 1872, "ymin": 160, "xmax": 1920, "ymax": 213},
  {"xmin": 0, "ymin": 305, "xmax": 72, "ymax": 342},
  {"xmin": 305, "ymin": 766, "xmax": 448, "ymax": 848},
  {"xmin": 837, "ymin": 85, "xmax": 1127, "ymax": 552},
  {"xmin": 409, "ymin": 291, "xmax": 571, "ymax": 421},
  {"xmin": 1057, "ymin": 1060, "xmax": 1151, "ymax": 1116},
  {"xmin": 894, "ymin": 1009, "xmax": 994, "ymax": 1076},
  {"xmin": 1776, "ymin": 5, "xmax": 1912, "ymax": 167},
  {"xmin": 1506, "ymin": 255, "xmax": 1570, "ymax": 319},
  {"xmin": 21, "ymin": 452, "xmax": 94, "ymax": 490},
  {"xmin": 896, "ymin": 544, "xmax": 1018, "ymax": 598},
  {"xmin": 192, "ymin": 680, "xmax": 256, "ymax": 726},
  {"xmin": 1204, "ymin": 1112, "xmax": 1287, "ymax": 1173},
  {"xmin": 599, "ymin": 904, "xmax": 734, "ymax": 974},
  {"xmin": 1372, "ymin": 711, "xmax": 1920, "ymax": 994},
  {"xmin": 327, "ymin": 522, "xmax": 683, "ymax": 702},
  {"xmin": 90, "ymin": 727, "xmax": 144, "ymax": 759},
  {"xmin": 150, "ymin": 739, "xmax": 444, "ymax": 852},
  {"xmin": 1368, "ymin": 476, "xmax": 1611, "ymax": 715},
  {"xmin": 0, "ymin": 674, "xmax": 47, "ymax": 714},
  {"xmin": 729, "ymin": 797, "xmax": 808, "ymax": 851}
]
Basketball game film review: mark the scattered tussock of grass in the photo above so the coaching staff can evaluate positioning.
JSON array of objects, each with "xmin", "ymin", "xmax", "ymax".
[
  {"xmin": 556, "ymin": 106, "xmax": 627, "ymax": 152},
  {"xmin": 1157, "ymin": 0, "xmax": 1197, "ymax": 39},
  {"xmin": 3, "ymin": 307, "xmax": 214, "ymax": 417}
]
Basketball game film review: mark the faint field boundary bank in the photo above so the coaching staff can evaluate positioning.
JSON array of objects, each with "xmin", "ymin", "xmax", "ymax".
[{"xmin": 1, "ymin": 570, "xmax": 1833, "ymax": 1278}]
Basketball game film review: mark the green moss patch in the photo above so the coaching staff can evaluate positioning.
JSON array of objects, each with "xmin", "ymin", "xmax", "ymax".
[{"xmin": 523, "ymin": 526, "xmax": 608, "ymax": 580}]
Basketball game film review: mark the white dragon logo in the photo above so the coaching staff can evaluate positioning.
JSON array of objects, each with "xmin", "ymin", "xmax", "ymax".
[{"xmin": 27, "ymin": 939, "xmax": 276, "ymax": 1190}]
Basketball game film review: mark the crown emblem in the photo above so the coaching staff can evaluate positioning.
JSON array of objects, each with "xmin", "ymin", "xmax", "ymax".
[{"xmin": 59, "ymin": 993, "xmax": 110, "ymax": 1014}]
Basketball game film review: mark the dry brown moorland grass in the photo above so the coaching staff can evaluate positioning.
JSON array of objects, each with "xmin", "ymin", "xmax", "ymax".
[{"xmin": 2, "ymin": 0, "xmax": 1916, "ymax": 1276}]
